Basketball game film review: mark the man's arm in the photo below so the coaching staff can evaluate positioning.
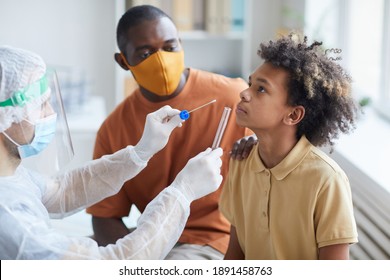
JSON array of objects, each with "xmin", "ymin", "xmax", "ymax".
[
  {"xmin": 224, "ymin": 226, "xmax": 245, "ymax": 260},
  {"xmin": 318, "ymin": 243, "xmax": 350, "ymax": 260},
  {"xmin": 92, "ymin": 216, "xmax": 130, "ymax": 246}
]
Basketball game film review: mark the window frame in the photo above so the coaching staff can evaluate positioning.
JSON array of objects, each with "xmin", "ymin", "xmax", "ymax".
[
  {"xmin": 343, "ymin": 0, "xmax": 390, "ymax": 121},
  {"xmin": 305, "ymin": 0, "xmax": 390, "ymax": 122},
  {"xmin": 377, "ymin": 0, "xmax": 390, "ymax": 121}
]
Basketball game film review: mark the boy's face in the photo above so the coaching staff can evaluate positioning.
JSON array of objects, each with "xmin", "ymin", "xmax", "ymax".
[
  {"xmin": 236, "ymin": 62, "xmax": 293, "ymax": 132},
  {"xmin": 123, "ymin": 17, "xmax": 182, "ymax": 66}
]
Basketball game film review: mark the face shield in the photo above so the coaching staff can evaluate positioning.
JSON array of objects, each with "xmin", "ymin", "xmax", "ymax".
[{"xmin": 1, "ymin": 70, "xmax": 74, "ymax": 175}]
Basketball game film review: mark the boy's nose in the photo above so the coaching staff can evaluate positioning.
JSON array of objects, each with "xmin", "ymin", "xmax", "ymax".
[{"xmin": 240, "ymin": 89, "xmax": 251, "ymax": 101}]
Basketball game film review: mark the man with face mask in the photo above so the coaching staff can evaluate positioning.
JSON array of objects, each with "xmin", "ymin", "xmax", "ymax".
[
  {"xmin": 86, "ymin": 5, "xmax": 251, "ymax": 260},
  {"xmin": 0, "ymin": 46, "xmax": 224, "ymax": 259}
]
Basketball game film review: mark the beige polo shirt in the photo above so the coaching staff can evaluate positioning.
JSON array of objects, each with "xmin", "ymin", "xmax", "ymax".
[{"xmin": 220, "ymin": 136, "xmax": 358, "ymax": 259}]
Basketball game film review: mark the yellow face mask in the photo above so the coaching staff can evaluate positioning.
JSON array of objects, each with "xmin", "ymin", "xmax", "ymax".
[{"xmin": 122, "ymin": 50, "xmax": 185, "ymax": 96}]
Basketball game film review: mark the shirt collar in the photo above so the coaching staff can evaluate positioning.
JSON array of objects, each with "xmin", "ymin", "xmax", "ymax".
[
  {"xmin": 249, "ymin": 143, "xmax": 265, "ymax": 173},
  {"xmin": 249, "ymin": 135, "xmax": 313, "ymax": 180}
]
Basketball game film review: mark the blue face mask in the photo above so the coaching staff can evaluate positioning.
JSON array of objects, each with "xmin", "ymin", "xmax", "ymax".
[{"xmin": 16, "ymin": 114, "xmax": 57, "ymax": 158}]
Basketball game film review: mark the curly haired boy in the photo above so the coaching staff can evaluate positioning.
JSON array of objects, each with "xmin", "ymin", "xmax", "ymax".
[{"xmin": 219, "ymin": 33, "xmax": 359, "ymax": 259}]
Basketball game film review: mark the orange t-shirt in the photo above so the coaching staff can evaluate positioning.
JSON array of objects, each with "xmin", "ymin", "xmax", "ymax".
[{"xmin": 86, "ymin": 68, "xmax": 250, "ymax": 254}]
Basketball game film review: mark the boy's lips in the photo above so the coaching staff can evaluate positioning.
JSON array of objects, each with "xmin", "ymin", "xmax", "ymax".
[{"xmin": 236, "ymin": 104, "xmax": 247, "ymax": 114}]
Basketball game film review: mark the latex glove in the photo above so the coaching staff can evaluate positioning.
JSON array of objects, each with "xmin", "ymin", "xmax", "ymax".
[
  {"xmin": 170, "ymin": 147, "xmax": 223, "ymax": 202},
  {"xmin": 134, "ymin": 105, "xmax": 184, "ymax": 162}
]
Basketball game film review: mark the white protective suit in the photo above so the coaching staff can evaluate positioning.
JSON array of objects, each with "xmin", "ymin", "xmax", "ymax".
[
  {"xmin": 0, "ymin": 45, "xmax": 223, "ymax": 260},
  {"xmin": 0, "ymin": 145, "xmax": 220, "ymax": 260}
]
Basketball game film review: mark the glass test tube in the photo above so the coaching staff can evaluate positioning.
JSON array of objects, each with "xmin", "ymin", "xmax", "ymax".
[{"xmin": 212, "ymin": 107, "xmax": 232, "ymax": 149}]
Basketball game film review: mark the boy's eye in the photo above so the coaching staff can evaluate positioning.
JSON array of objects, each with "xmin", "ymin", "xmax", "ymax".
[
  {"xmin": 258, "ymin": 86, "xmax": 266, "ymax": 93},
  {"xmin": 248, "ymin": 82, "xmax": 252, "ymax": 87}
]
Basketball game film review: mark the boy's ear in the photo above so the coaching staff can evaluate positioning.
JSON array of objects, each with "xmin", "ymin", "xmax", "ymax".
[
  {"xmin": 284, "ymin": 106, "xmax": 305, "ymax": 125},
  {"xmin": 114, "ymin": 53, "xmax": 130, "ymax": 71}
]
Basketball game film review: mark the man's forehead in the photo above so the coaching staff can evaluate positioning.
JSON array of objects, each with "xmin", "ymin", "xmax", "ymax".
[{"xmin": 126, "ymin": 17, "xmax": 178, "ymax": 45}]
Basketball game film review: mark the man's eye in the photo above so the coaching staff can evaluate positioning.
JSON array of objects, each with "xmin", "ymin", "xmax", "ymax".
[
  {"xmin": 141, "ymin": 52, "xmax": 151, "ymax": 59},
  {"xmin": 164, "ymin": 45, "xmax": 179, "ymax": 52},
  {"xmin": 258, "ymin": 86, "xmax": 266, "ymax": 93}
]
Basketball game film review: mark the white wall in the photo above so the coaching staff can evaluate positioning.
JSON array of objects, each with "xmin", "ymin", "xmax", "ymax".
[
  {"xmin": 0, "ymin": 0, "xmax": 117, "ymax": 113},
  {"xmin": 248, "ymin": 0, "xmax": 305, "ymax": 75}
]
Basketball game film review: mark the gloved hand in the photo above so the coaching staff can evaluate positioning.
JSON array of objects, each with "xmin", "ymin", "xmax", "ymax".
[
  {"xmin": 170, "ymin": 148, "xmax": 223, "ymax": 202},
  {"xmin": 134, "ymin": 105, "xmax": 184, "ymax": 162}
]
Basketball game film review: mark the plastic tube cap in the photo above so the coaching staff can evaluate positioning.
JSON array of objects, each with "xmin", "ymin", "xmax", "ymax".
[{"xmin": 179, "ymin": 110, "xmax": 190, "ymax": 120}]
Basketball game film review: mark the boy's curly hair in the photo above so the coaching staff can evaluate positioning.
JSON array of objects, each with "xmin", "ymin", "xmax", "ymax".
[{"xmin": 258, "ymin": 33, "xmax": 358, "ymax": 147}]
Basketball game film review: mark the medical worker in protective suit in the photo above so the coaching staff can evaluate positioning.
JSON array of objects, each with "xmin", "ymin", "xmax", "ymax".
[{"xmin": 0, "ymin": 46, "xmax": 223, "ymax": 260}]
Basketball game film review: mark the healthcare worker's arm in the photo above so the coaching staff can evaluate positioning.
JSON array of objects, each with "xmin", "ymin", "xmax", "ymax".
[
  {"xmin": 42, "ymin": 106, "xmax": 183, "ymax": 217},
  {"xmin": 85, "ymin": 147, "xmax": 222, "ymax": 260},
  {"xmin": 0, "ymin": 148, "xmax": 223, "ymax": 259}
]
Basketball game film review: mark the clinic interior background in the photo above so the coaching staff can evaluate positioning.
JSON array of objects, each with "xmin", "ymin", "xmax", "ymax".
[{"xmin": 1, "ymin": 0, "xmax": 389, "ymax": 240}]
